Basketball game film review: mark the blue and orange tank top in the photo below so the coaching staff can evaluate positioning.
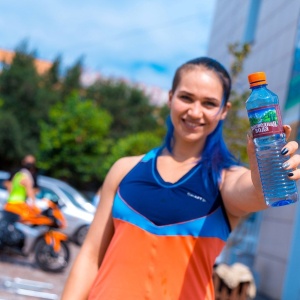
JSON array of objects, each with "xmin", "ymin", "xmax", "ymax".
[{"xmin": 89, "ymin": 148, "xmax": 231, "ymax": 300}]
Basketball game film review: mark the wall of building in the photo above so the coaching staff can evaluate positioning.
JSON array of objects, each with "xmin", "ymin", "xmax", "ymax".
[
  {"xmin": 208, "ymin": 0, "xmax": 300, "ymax": 110},
  {"xmin": 0, "ymin": 48, "xmax": 52, "ymax": 74},
  {"xmin": 254, "ymin": 204, "xmax": 296, "ymax": 299},
  {"xmin": 208, "ymin": 0, "xmax": 250, "ymax": 76},
  {"xmin": 207, "ymin": 0, "xmax": 300, "ymax": 298}
]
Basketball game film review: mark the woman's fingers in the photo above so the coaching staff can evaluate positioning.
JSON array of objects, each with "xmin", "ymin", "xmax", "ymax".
[
  {"xmin": 281, "ymin": 141, "xmax": 299, "ymax": 156},
  {"xmin": 280, "ymin": 125, "xmax": 299, "ymax": 180},
  {"xmin": 286, "ymin": 168, "xmax": 300, "ymax": 180},
  {"xmin": 250, "ymin": 124, "xmax": 300, "ymax": 181},
  {"xmin": 282, "ymin": 154, "xmax": 300, "ymax": 180},
  {"xmin": 283, "ymin": 124, "xmax": 292, "ymax": 140},
  {"xmin": 282, "ymin": 154, "xmax": 300, "ymax": 169},
  {"xmin": 281, "ymin": 125, "xmax": 298, "ymax": 155}
]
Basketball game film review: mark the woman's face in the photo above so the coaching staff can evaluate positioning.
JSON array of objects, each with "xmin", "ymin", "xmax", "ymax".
[{"xmin": 168, "ymin": 67, "xmax": 230, "ymax": 145}]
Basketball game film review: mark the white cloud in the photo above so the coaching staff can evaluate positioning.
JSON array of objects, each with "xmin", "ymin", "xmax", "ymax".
[{"xmin": 0, "ymin": 0, "xmax": 216, "ymax": 90}]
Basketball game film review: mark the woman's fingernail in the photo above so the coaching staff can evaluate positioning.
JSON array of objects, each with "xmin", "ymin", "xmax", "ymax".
[
  {"xmin": 281, "ymin": 148, "xmax": 289, "ymax": 155},
  {"xmin": 288, "ymin": 172, "xmax": 294, "ymax": 177},
  {"xmin": 282, "ymin": 162, "xmax": 290, "ymax": 169}
]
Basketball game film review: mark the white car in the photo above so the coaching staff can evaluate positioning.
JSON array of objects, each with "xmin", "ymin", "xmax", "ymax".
[{"xmin": 0, "ymin": 170, "xmax": 95, "ymax": 246}]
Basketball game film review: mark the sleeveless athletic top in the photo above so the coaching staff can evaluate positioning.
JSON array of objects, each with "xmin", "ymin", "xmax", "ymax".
[
  {"xmin": 7, "ymin": 169, "xmax": 33, "ymax": 204},
  {"xmin": 89, "ymin": 148, "xmax": 231, "ymax": 300}
]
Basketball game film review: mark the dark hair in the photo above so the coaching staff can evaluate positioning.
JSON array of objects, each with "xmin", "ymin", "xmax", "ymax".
[
  {"xmin": 171, "ymin": 57, "xmax": 231, "ymax": 105},
  {"xmin": 164, "ymin": 57, "xmax": 239, "ymax": 188}
]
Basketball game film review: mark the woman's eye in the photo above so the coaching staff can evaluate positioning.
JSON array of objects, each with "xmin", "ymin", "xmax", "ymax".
[
  {"xmin": 180, "ymin": 95, "xmax": 192, "ymax": 101},
  {"xmin": 204, "ymin": 101, "xmax": 217, "ymax": 107}
]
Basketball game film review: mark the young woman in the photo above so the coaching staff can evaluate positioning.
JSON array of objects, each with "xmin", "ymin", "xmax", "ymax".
[{"xmin": 62, "ymin": 57, "xmax": 300, "ymax": 300}]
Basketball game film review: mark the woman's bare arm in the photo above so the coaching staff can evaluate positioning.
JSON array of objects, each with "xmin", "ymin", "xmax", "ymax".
[
  {"xmin": 61, "ymin": 155, "xmax": 143, "ymax": 300},
  {"xmin": 21, "ymin": 175, "xmax": 36, "ymax": 205},
  {"xmin": 221, "ymin": 125, "xmax": 299, "ymax": 228}
]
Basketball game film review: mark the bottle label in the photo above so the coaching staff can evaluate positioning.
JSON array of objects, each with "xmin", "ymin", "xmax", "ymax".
[{"xmin": 247, "ymin": 105, "xmax": 284, "ymax": 138}]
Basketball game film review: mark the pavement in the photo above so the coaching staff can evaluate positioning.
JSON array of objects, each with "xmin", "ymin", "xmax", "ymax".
[{"xmin": 0, "ymin": 243, "xmax": 80, "ymax": 300}]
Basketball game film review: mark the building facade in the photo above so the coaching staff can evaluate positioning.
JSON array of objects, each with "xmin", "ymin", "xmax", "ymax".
[
  {"xmin": 0, "ymin": 48, "xmax": 52, "ymax": 74},
  {"xmin": 207, "ymin": 0, "xmax": 300, "ymax": 299}
]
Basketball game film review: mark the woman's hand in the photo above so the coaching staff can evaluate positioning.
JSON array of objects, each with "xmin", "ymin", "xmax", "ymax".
[
  {"xmin": 280, "ymin": 125, "xmax": 300, "ymax": 179},
  {"xmin": 247, "ymin": 125, "xmax": 300, "ymax": 191}
]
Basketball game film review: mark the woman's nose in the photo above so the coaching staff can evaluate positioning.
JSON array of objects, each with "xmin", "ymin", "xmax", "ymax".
[{"xmin": 188, "ymin": 102, "xmax": 202, "ymax": 117}]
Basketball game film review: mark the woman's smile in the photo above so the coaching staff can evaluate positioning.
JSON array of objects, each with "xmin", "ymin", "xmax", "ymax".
[{"xmin": 182, "ymin": 118, "xmax": 204, "ymax": 130}]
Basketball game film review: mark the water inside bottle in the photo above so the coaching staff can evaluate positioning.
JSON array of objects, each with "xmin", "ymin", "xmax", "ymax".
[{"xmin": 256, "ymin": 140, "xmax": 298, "ymax": 207}]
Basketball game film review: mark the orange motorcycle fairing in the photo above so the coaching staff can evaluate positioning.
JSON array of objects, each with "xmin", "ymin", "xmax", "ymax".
[
  {"xmin": 44, "ymin": 230, "xmax": 68, "ymax": 253},
  {"xmin": 4, "ymin": 203, "xmax": 41, "ymax": 220}
]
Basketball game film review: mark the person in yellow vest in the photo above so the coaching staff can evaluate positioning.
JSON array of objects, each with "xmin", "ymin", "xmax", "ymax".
[{"xmin": 4, "ymin": 155, "xmax": 40, "ymax": 220}]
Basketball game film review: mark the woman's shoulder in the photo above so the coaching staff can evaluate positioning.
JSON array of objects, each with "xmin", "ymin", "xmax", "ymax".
[
  {"xmin": 114, "ymin": 155, "xmax": 145, "ymax": 169},
  {"xmin": 106, "ymin": 147, "xmax": 161, "ymax": 189},
  {"xmin": 220, "ymin": 165, "xmax": 249, "ymax": 188},
  {"xmin": 102, "ymin": 154, "xmax": 146, "ymax": 197},
  {"xmin": 110, "ymin": 147, "xmax": 160, "ymax": 174},
  {"xmin": 108, "ymin": 155, "xmax": 145, "ymax": 182}
]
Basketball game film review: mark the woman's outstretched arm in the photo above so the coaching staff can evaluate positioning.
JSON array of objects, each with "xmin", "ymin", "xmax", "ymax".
[{"xmin": 221, "ymin": 125, "xmax": 300, "ymax": 226}]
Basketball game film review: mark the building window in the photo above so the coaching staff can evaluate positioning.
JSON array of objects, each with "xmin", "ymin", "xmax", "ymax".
[{"xmin": 243, "ymin": 0, "xmax": 262, "ymax": 44}]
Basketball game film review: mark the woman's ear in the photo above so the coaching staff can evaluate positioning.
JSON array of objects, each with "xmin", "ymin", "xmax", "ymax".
[
  {"xmin": 168, "ymin": 91, "xmax": 173, "ymax": 108},
  {"xmin": 220, "ymin": 102, "xmax": 231, "ymax": 120}
]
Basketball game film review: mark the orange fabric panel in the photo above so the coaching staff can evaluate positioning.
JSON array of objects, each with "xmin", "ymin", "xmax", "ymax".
[{"xmin": 89, "ymin": 219, "xmax": 225, "ymax": 300}]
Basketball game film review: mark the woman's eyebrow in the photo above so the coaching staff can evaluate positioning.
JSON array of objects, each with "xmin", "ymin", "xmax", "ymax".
[
  {"xmin": 203, "ymin": 97, "xmax": 220, "ymax": 102},
  {"xmin": 177, "ymin": 90, "xmax": 194, "ymax": 96}
]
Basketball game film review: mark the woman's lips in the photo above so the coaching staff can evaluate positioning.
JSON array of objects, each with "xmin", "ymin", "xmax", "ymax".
[{"xmin": 183, "ymin": 119, "xmax": 204, "ymax": 129}]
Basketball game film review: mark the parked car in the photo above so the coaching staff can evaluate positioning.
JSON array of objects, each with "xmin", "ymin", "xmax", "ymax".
[{"xmin": 0, "ymin": 170, "xmax": 95, "ymax": 246}]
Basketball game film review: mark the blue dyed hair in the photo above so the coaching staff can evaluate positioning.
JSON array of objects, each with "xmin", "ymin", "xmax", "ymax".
[{"xmin": 163, "ymin": 57, "xmax": 240, "ymax": 188}]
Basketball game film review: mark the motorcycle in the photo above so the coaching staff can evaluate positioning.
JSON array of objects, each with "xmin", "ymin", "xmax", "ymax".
[{"xmin": 0, "ymin": 196, "xmax": 70, "ymax": 273}]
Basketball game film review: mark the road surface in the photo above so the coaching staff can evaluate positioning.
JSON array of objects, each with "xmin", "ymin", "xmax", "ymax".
[{"xmin": 0, "ymin": 243, "xmax": 80, "ymax": 300}]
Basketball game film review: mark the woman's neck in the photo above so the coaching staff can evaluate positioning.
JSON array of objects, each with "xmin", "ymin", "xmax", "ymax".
[
  {"xmin": 158, "ymin": 147, "xmax": 201, "ymax": 183},
  {"xmin": 168, "ymin": 139, "xmax": 204, "ymax": 162},
  {"xmin": 162, "ymin": 145, "xmax": 202, "ymax": 165}
]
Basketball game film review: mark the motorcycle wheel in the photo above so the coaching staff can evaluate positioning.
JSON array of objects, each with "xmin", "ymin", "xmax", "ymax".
[
  {"xmin": 34, "ymin": 238, "xmax": 70, "ymax": 273},
  {"xmin": 73, "ymin": 224, "xmax": 89, "ymax": 246}
]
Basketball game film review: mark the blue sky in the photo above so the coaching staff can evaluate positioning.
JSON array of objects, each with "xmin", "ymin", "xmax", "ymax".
[{"xmin": 0, "ymin": 0, "xmax": 216, "ymax": 90}]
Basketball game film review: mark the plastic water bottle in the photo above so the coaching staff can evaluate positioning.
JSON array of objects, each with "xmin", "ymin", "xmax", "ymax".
[{"xmin": 246, "ymin": 72, "xmax": 298, "ymax": 207}]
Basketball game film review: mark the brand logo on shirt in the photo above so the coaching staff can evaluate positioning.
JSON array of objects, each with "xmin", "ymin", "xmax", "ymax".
[{"xmin": 187, "ymin": 192, "xmax": 206, "ymax": 202}]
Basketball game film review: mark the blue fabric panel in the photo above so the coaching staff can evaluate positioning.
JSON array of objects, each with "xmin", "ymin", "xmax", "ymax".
[
  {"xmin": 113, "ymin": 191, "xmax": 230, "ymax": 241},
  {"xmin": 118, "ymin": 147, "xmax": 222, "ymax": 226}
]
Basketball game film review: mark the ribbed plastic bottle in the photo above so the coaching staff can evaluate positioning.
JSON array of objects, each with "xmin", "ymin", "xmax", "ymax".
[{"xmin": 246, "ymin": 72, "xmax": 298, "ymax": 207}]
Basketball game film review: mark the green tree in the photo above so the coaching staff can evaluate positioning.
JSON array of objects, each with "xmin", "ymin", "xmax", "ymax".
[
  {"xmin": 0, "ymin": 98, "xmax": 23, "ymax": 162},
  {"xmin": 86, "ymin": 79, "xmax": 159, "ymax": 139},
  {"xmin": 0, "ymin": 40, "xmax": 168, "ymax": 187},
  {"xmin": 0, "ymin": 42, "xmax": 68, "ymax": 164},
  {"xmin": 38, "ymin": 92, "xmax": 112, "ymax": 185},
  {"xmin": 42, "ymin": 55, "xmax": 61, "ymax": 88},
  {"xmin": 224, "ymin": 90, "xmax": 250, "ymax": 162},
  {"xmin": 0, "ymin": 41, "xmax": 42, "ymax": 157},
  {"xmin": 101, "ymin": 131, "xmax": 161, "ymax": 179},
  {"xmin": 224, "ymin": 43, "xmax": 251, "ymax": 163},
  {"xmin": 61, "ymin": 57, "xmax": 83, "ymax": 99},
  {"xmin": 228, "ymin": 43, "xmax": 251, "ymax": 81}
]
